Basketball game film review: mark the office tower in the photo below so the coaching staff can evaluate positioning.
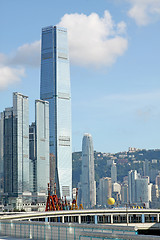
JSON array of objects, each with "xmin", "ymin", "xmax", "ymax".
[
  {"xmin": 112, "ymin": 182, "xmax": 121, "ymax": 203},
  {"xmin": 111, "ymin": 162, "xmax": 117, "ymax": 183},
  {"xmin": 29, "ymin": 100, "xmax": 50, "ymax": 197},
  {"xmin": 143, "ymin": 159, "xmax": 149, "ymax": 176},
  {"xmin": 128, "ymin": 169, "xmax": 151, "ymax": 208},
  {"xmin": 156, "ymin": 172, "xmax": 160, "ymax": 189},
  {"xmin": 29, "ymin": 122, "xmax": 36, "ymax": 193},
  {"xmin": 40, "ymin": 26, "xmax": 72, "ymax": 199},
  {"xmin": 35, "ymin": 100, "xmax": 49, "ymax": 194},
  {"xmin": 128, "ymin": 170, "xmax": 138, "ymax": 204},
  {"xmin": 112, "ymin": 182, "xmax": 121, "ymax": 194},
  {"xmin": 121, "ymin": 184, "xmax": 128, "ymax": 204},
  {"xmin": 13, "ymin": 92, "xmax": 30, "ymax": 195},
  {"xmin": 77, "ymin": 181, "xmax": 82, "ymax": 206},
  {"xmin": 0, "ymin": 93, "xmax": 29, "ymax": 198},
  {"xmin": 148, "ymin": 181, "xmax": 152, "ymax": 203},
  {"xmin": 0, "ymin": 112, "xmax": 4, "ymax": 193},
  {"xmin": 152, "ymin": 184, "xmax": 159, "ymax": 200},
  {"xmin": 98, "ymin": 177, "xmax": 112, "ymax": 206},
  {"xmin": 135, "ymin": 177, "xmax": 151, "ymax": 208},
  {"xmin": 151, "ymin": 185, "xmax": 159, "ymax": 208},
  {"xmin": 150, "ymin": 168, "xmax": 159, "ymax": 183},
  {"xmin": 0, "ymin": 108, "xmax": 12, "ymax": 195},
  {"xmin": 81, "ymin": 133, "xmax": 96, "ymax": 208}
]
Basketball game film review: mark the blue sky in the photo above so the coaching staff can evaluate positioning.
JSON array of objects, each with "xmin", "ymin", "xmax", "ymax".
[{"xmin": 0, "ymin": 0, "xmax": 160, "ymax": 153}]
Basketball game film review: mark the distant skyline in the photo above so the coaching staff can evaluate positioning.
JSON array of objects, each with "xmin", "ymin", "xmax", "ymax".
[{"xmin": 0, "ymin": 0, "xmax": 160, "ymax": 153}]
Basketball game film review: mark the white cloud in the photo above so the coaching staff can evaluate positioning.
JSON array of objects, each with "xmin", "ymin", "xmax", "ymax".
[
  {"xmin": 0, "ymin": 41, "xmax": 40, "ymax": 90},
  {"xmin": 0, "ymin": 53, "xmax": 7, "ymax": 64},
  {"xmin": 117, "ymin": 21, "xmax": 127, "ymax": 34},
  {"xmin": 127, "ymin": 0, "xmax": 160, "ymax": 25},
  {"xmin": 101, "ymin": 90, "xmax": 160, "ymax": 103},
  {"xmin": 9, "ymin": 41, "xmax": 40, "ymax": 67},
  {"xmin": 0, "ymin": 66, "xmax": 25, "ymax": 90},
  {"xmin": 0, "ymin": 10, "xmax": 128, "ymax": 89},
  {"xmin": 58, "ymin": 11, "xmax": 128, "ymax": 67}
]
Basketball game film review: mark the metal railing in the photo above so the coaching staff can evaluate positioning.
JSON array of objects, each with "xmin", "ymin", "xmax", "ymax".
[
  {"xmin": 1, "ymin": 220, "xmax": 159, "ymax": 240},
  {"xmin": 0, "ymin": 220, "xmax": 137, "ymax": 240},
  {"xmin": 79, "ymin": 233, "xmax": 160, "ymax": 240}
]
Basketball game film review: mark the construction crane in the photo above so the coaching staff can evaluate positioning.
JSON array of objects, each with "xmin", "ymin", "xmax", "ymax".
[
  {"xmin": 45, "ymin": 184, "xmax": 83, "ymax": 211},
  {"xmin": 45, "ymin": 183, "xmax": 70, "ymax": 211},
  {"xmin": 71, "ymin": 188, "xmax": 83, "ymax": 210}
]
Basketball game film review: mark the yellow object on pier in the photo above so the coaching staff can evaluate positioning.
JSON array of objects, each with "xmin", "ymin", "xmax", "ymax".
[{"xmin": 107, "ymin": 198, "xmax": 115, "ymax": 205}]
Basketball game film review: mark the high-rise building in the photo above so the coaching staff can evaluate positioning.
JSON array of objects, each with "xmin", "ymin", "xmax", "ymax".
[
  {"xmin": 0, "ymin": 92, "xmax": 30, "ymax": 198},
  {"xmin": 156, "ymin": 172, "xmax": 160, "ymax": 190},
  {"xmin": 81, "ymin": 133, "xmax": 96, "ymax": 208},
  {"xmin": 111, "ymin": 162, "xmax": 117, "ymax": 183},
  {"xmin": 0, "ymin": 108, "xmax": 13, "ymax": 195},
  {"xmin": 150, "ymin": 168, "xmax": 159, "ymax": 183},
  {"xmin": 98, "ymin": 177, "xmax": 112, "ymax": 206},
  {"xmin": 29, "ymin": 122, "xmax": 36, "ymax": 193},
  {"xmin": 29, "ymin": 100, "xmax": 50, "ymax": 197},
  {"xmin": 135, "ymin": 177, "xmax": 152, "ymax": 208},
  {"xmin": 0, "ymin": 110, "xmax": 4, "ymax": 193},
  {"xmin": 150, "ymin": 184, "xmax": 159, "ymax": 208},
  {"xmin": 14, "ymin": 92, "xmax": 30, "ymax": 196},
  {"xmin": 121, "ymin": 184, "xmax": 128, "ymax": 204},
  {"xmin": 128, "ymin": 170, "xmax": 151, "ymax": 208},
  {"xmin": 143, "ymin": 159, "xmax": 149, "ymax": 177},
  {"xmin": 35, "ymin": 100, "xmax": 49, "ymax": 195},
  {"xmin": 40, "ymin": 26, "xmax": 72, "ymax": 199},
  {"xmin": 112, "ymin": 182, "xmax": 121, "ymax": 203},
  {"xmin": 128, "ymin": 170, "xmax": 138, "ymax": 204},
  {"xmin": 112, "ymin": 182, "xmax": 121, "ymax": 194}
]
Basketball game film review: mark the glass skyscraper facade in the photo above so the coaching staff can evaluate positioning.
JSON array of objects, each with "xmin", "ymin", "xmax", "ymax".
[
  {"xmin": 98, "ymin": 177, "xmax": 112, "ymax": 206},
  {"xmin": 111, "ymin": 162, "xmax": 117, "ymax": 183},
  {"xmin": 40, "ymin": 26, "xmax": 72, "ymax": 199},
  {"xmin": 35, "ymin": 100, "xmax": 49, "ymax": 194},
  {"xmin": 13, "ymin": 92, "xmax": 30, "ymax": 195},
  {"xmin": 0, "ymin": 108, "xmax": 5, "ymax": 193},
  {"xmin": 29, "ymin": 100, "xmax": 49, "ymax": 197},
  {"xmin": 0, "ymin": 92, "xmax": 30, "ymax": 197},
  {"xmin": 81, "ymin": 133, "xmax": 96, "ymax": 208},
  {"xmin": 29, "ymin": 122, "xmax": 36, "ymax": 193},
  {"xmin": 0, "ymin": 107, "xmax": 14, "ymax": 195}
]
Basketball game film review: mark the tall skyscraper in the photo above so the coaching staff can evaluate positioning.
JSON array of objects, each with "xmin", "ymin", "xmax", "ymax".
[
  {"xmin": 0, "ymin": 92, "xmax": 30, "ymax": 198},
  {"xmin": 128, "ymin": 170, "xmax": 138, "ymax": 204},
  {"xmin": 156, "ymin": 172, "xmax": 160, "ymax": 190},
  {"xmin": 35, "ymin": 100, "xmax": 49, "ymax": 194},
  {"xmin": 98, "ymin": 177, "xmax": 112, "ymax": 206},
  {"xmin": 29, "ymin": 122, "xmax": 36, "ymax": 193},
  {"xmin": 0, "ymin": 107, "xmax": 13, "ymax": 195},
  {"xmin": 13, "ymin": 92, "xmax": 30, "ymax": 195},
  {"xmin": 40, "ymin": 26, "xmax": 72, "ymax": 198},
  {"xmin": 135, "ymin": 177, "xmax": 151, "ymax": 208},
  {"xmin": 29, "ymin": 100, "xmax": 49, "ymax": 197},
  {"xmin": 111, "ymin": 162, "xmax": 117, "ymax": 183},
  {"xmin": 143, "ymin": 159, "xmax": 149, "ymax": 177},
  {"xmin": 121, "ymin": 184, "xmax": 128, "ymax": 204},
  {"xmin": 0, "ymin": 110, "xmax": 4, "ymax": 193},
  {"xmin": 128, "ymin": 170, "xmax": 151, "ymax": 208},
  {"xmin": 81, "ymin": 133, "xmax": 96, "ymax": 208}
]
